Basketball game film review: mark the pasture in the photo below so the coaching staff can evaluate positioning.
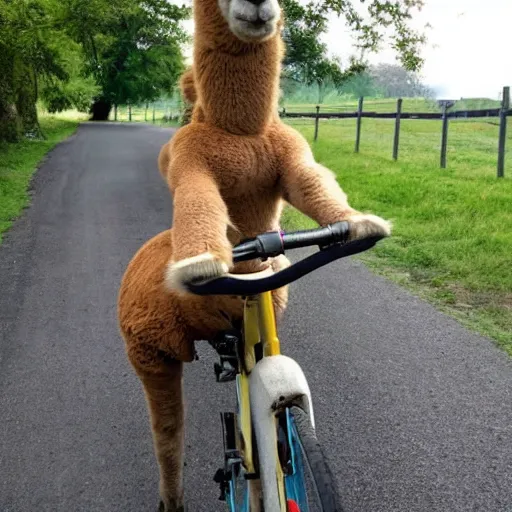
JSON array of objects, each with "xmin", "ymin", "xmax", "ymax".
[{"xmin": 283, "ymin": 115, "xmax": 512, "ymax": 352}]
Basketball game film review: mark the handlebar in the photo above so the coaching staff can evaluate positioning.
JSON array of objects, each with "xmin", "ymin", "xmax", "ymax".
[
  {"xmin": 232, "ymin": 222, "xmax": 350, "ymax": 263},
  {"xmin": 185, "ymin": 222, "xmax": 386, "ymax": 296}
]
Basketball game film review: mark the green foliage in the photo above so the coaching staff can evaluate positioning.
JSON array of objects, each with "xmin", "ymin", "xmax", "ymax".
[
  {"xmin": 281, "ymin": 1, "xmax": 426, "ymax": 73},
  {"xmin": 0, "ymin": 0, "xmax": 71, "ymax": 139},
  {"xmin": 339, "ymin": 71, "xmax": 382, "ymax": 98},
  {"xmin": 282, "ymin": 117, "xmax": 512, "ymax": 351},
  {"xmin": 63, "ymin": 0, "xmax": 189, "ymax": 116},
  {"xmin": 41, "ymin": 77, "xmax": 100, "ymax": 113},
  {"xmin": 369, "ymin": 63, "xmax": 435, "ymax": 98},
  {"xmin": 0, "ymin": 0, "xmax": 189, "ymax": 133},
  {"xmin": 281, "ymin": 0, "xmax": 360, "ymax": 99},
  {"xmin": 281, "ymin": 0, "xmax": 426, "ymax": 102},
  {"xmin": 41, "ymin": 41, "xmax": 100, "ymax": 113}
]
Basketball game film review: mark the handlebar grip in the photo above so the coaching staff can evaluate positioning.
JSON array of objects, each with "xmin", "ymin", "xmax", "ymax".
[
  {"xmin": 281, "ymin": 221, "xmax": 349, "ymax": 250},
  {"xmin": 233, "ymin": 231, "xmax": 284, "ymax": 262},
  {"xmin": 330, "ymin": 221, "xmax": 351, "ymax": 242},
  {"xmin": 232, "ymin": 222, "xmax": 350, "ymax": 263}
]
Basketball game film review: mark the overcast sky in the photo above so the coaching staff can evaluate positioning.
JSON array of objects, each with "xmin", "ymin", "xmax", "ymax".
[
  {"xmin": 324, "ymin": 0, "xmax": 511, "ymax": 99},
  {"xmin": 178, "ymin": 0, "xmax": 511, "ymax": 100}
]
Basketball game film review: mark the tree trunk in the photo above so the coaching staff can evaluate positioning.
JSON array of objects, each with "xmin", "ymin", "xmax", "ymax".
[
  {"xmin": 16, "ymin": 66, "xmax": 41, "ymax": 138},
  {"xmin": 0, "ymin": 52, "xmax": 21, "ymax": 142},
  {"xmin": 0, "ymin": 102, "xmax": 22, "ymax": 142},
  {"xmin": 16, "ymin": 88, "xmax": 39, "ymax": 137},
  {"xmin": 90, "ymin": 99, "xmax": 112, "ymax": 121},
  {"xmin": 0, "ymin": 52, "xmax": 38, "ymax": 142}
]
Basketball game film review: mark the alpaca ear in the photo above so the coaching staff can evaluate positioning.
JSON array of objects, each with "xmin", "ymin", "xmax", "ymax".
[{"xmin": 179, "ymin": 68, "xmax": 197, "ymax": 104}]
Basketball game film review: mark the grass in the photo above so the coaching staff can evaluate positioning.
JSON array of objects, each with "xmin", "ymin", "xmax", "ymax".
[
  {"xmin": 283, "ymin": 116, "xmax": 512, "ymax": 353},
  {"xmin": 0, "ymin": 116, "xmax": 79, "ymax": 244}
]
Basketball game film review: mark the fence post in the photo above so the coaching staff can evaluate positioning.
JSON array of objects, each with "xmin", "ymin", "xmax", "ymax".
[
  {"xmin": 128, "ymin": 104, "xmax": 132, "ymax": 122},
  {"xmin": 497, "ymin": 86, "xmax": 510, "ymax": 178},
  {"xmin": 440, "ymin": 103, "xmax": 449, "ymax": 168},
  {"xmin": 393, "ymin": 98, "xmax": 403, "ymax": 161},
  {"xmin": 145, "ymin": 102, "xmax": 148, "ymax": 122},
  {"xmin": 355, "ymin": 97, "xmax": 364, "ymax": 153},
  {"xmin": 114, "ymin": 104, "xmax": 118, "ymax": 122},
  {"xmin": 314, "ymin": 105, "xmax": 320, "ymax": 141}
]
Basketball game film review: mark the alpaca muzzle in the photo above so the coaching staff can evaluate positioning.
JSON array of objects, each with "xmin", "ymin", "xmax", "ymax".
[{"xmin": 224, "ymin": 0, "xmax": 280, "ymax": 41}]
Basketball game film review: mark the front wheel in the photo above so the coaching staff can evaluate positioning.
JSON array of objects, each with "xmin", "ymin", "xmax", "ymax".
[{"xmin": 278, "ymin": 406, "xmax": 345, "ymax": 512}]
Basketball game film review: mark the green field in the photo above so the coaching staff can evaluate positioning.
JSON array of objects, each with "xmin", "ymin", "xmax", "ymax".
[
  {"xmin": 283, "ymin": 116, "xmax": 512, "ymax": 353},
  {"xmin": 0, "ymin": 116, "xmax": 79, "ymax": 243}
]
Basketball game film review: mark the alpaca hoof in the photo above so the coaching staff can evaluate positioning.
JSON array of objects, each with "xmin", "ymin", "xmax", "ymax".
[
  {"xmin": 158, "ymin": 500, "xmax": 185, "ymax": 512},
  {"xmin": 164, "ymin": 252, "xmax": 229, "ymax": 293},
  {"xmin": 346, "ymin": 214, "xmax": 392, "ymax": 241}
]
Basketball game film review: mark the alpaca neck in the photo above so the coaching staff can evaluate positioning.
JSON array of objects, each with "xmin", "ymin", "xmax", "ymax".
[{"xmin": 193, "ymin": 0, "xmax": 282, "ymax": 135}]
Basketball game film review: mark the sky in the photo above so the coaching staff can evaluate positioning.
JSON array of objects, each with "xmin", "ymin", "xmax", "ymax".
[
  {"xmin": 177, "ymin": 0, "xmax": 511, "ymax": 100},
  {"xmin": 323, "ymin": 0, "xmax": 511, "ymax": 99}
]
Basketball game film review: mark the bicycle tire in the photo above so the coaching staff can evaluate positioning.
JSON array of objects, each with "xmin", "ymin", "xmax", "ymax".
[{"xmin": 281, "ymin": 406, "xmax": 345, "ymax": 512}]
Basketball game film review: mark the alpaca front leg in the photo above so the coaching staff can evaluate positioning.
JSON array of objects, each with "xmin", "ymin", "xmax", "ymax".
[
  {"xmin": 281, "ymin": 152, "xmax": 391, "ymax": 239},
  {"xmin": 165, "ymin": 172, "xmax": 232, "ymax": 292},
  {"xmin": 140, "ymin": 363, "xmax": 185, "ymax": 512}
]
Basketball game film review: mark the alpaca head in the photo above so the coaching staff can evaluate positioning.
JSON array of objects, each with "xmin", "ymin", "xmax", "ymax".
[{"xmin": 217, "ymin": 0, "xmax": 281, "ymax": 42}]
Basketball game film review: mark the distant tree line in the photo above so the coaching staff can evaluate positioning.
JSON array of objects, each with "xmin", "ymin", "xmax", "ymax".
[
  {"xmin": 342, "ymin": 63, "xmax": 435, "ymax": 99},
  {"xmin": 282, "ymin": 63, "xmax": 435, "ymax": 105}
]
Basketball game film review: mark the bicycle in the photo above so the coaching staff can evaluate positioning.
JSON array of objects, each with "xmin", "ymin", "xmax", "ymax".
[{"xmin": 185, "ymin": 221, "xmax": 386, "ymax": 512}]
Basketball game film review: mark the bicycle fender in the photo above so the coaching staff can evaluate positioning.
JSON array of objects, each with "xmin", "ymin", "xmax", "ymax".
[{"xmin": 249, "ymin": 355, "xmax": 314, "ymax": 512}]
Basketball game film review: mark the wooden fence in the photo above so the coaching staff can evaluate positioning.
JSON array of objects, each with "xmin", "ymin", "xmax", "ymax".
[
  {"xmin": 281, "ymin": 86, "xmax": 511, "ymax": 178},
  {"xmin": 110, "ymin": 102, "xmax": 183, "ymax": 124}
]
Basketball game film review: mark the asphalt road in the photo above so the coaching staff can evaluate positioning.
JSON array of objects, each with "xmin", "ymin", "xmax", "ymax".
[{"xmin": 0, "ymin": 122, "xmax": 511, "ymax": 512}]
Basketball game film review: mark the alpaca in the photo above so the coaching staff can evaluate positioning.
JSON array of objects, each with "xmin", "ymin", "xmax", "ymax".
[{"xmin": 117, "ymin": 0, "xmax": 390, "ymax": 510}]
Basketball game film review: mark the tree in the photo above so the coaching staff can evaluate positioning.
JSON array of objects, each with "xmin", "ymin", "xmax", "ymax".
[
  {"xmin": 340, "ymin": 71, "xmax": 381, "ymax": 98},
  {"xmin": 319, "ymin": 0, "xmax": 426, "ymax": 71},
  {"xmin": 281, "ymin": 0, "xmax": 426, "ymax": 100},
  {"xmin": 40, "ymin": 40, "xmax": 100, "ymax": 113},
  {"xmin": 0, "ymin": 0, "xmax": 189, "ymax": 139},
  {"xmin": 370, "ymin": 63, "xmax": 435, "ymax": 98},
  {"xmin": 64, "ymin": 0, "xmax": 189, "ymax": 120},
  {"xmin": 281, "ymin": 1, "xmax": 364, "ymax": 102},
  {"xmin": 0, "ymin": 0, "xmax": 71, "ymax": 141}
]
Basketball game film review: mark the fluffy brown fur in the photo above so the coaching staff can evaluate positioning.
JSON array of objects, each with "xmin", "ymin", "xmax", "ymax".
[
  {"xmin": 179, "ymin": 68, "xmax": 197, "ymax": 104},
  {"xmin": 118, "ymin": 0, "xmax": 390, "ymax": 509},
  {"xmin": 178, "ymin": 68, "xmax": 196, "ymax": 125}
]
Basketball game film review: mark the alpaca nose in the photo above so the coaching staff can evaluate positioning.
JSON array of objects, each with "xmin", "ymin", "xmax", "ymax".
[{"xmin": 246, "ymin": 0, "xmax": 265, "ymax": 5}]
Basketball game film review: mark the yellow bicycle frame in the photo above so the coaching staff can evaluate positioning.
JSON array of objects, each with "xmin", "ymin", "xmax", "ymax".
[{"xmin": 237, "ymin": 291, "xmax": 287, "ymax": 510}]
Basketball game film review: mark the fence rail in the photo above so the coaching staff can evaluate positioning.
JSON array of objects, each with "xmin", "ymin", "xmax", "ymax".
[
  {"xmin": 282, "ymin": 108, "xmax": 505, "ymax": 120},
  {"xmin": 280, "ymin": 86, "xmax": 511, "ymax": 178},
  {"xmin": 112, "ymin": 88, "xmax": 510, "ymax": 178}
]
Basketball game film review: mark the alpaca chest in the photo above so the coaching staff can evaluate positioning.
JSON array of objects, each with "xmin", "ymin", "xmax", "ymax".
[{"xmin": 205, "ymin": 139, "xmax": 278, "ymax": 197}]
